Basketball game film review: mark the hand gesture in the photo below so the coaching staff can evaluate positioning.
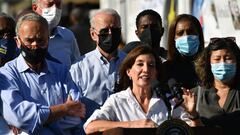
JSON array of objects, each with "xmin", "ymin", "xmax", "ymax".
[
  {"xmin": 182, "ymin": 89, "xmax": 197, "ymax": 114},
  {"xmin": 64, "ymin": 95, "xmax": 86, "ymax": 119}
]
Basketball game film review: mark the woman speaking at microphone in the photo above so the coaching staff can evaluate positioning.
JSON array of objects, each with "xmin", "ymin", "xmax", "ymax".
[{"xmin": 84, "ymin": 45, "xmax": 202, "ymax": 134}]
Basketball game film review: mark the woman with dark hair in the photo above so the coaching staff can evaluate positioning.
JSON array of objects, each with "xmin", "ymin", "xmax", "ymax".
[
  {"xmin": 163, "ymin": 14, "xmax": 204, "ymax": 89},
  {"xmin": 193, "ymin": 37, "xmax": 240, "ymax": 134},
  {"xmin": 84, "ymin": 45, "xmax": 202, "ymax": 134}
]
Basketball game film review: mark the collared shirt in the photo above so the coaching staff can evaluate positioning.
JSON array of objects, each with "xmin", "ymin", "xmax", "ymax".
[
  {"xmin": 0, "ymin": 115, "xmax": 28, "ymax": 135},
  {"xmin": 0, "ymin": 115, "xmax": 11, "ymax": 135},
  {"xmin": 0, "ymin": 54, "xmax": 82, "ymax": 135},
  {"xmin": 49, "ymin": 26, "xmax": 81, "ymax": 68},
  {"xmin": 84, "ymin": 87, "xmax": 189, "ymax": 130},
  {"xmin": 70, "ymin": 48, "xmax": 126, "ymax": 120}
]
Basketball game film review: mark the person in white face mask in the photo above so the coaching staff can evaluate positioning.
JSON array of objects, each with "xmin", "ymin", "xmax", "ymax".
[
  {"xmin": 41, "ymin": 4, "xmax": 62, "ymax": 31},
  {"xmin": 32, "ymin": 0, "xmax": 80, "ymax": 68}
]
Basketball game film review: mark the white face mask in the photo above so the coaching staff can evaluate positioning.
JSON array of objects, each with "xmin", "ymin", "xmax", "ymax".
[{"xmin": 42, "ymin": 5, "xmax": 62, "ymax": 31}]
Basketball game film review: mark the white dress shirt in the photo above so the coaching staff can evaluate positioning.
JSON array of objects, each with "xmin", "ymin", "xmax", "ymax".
[{"xmin": 84, "ymin": 87, "xmax": 189, "ymax": 130}]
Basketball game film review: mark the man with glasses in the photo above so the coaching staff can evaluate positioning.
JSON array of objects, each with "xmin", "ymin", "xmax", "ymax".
[
  {"xmin": 0, "ymin": 12, "xmax": 85, "ymax": 135},
  {"xmin": 70, "ymin": 8, "xmax": 126, "ymax": 133},
  {"xmin": 32, "ymin": 0, "xmax": 80, "ymax": 68}
]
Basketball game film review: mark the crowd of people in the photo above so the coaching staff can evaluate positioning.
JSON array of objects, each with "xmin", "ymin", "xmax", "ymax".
[{"xmin": 0, "ymin": 0, "xmax": 240, "ymax": 135}]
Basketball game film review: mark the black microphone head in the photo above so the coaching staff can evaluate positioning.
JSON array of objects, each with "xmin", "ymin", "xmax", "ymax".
[
  {"xmin": 167, "ymin": 78, "xmax": 183, "ymax": 99},
  {"xmin": 151, "ymin": 80, "xmax": 167, "ymax": 98},
  {"xmin": 151, "ymin": 80, "xmax": 161, "ymax": 90},
  {"xmin": 168, "ymin": 78, "xmax": 177, "ymax": 89}
]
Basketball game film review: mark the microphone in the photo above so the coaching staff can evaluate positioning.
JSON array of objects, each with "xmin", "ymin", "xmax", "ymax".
[
  {"xmin": 167, "ymin": 78, "xmax": 184, "ymax": 109},
  {"xmin": 151, "ymin": 80, "xmax": 166, "ymax": 98},
  {"xmin": 151, "ymin": 80, "xmax": 172, "ymax": 120}
]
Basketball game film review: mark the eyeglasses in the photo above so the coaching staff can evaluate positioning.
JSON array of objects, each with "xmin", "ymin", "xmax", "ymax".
[
  {"xmin": 93, "ymin": 27, "xmax": 121, "ymax": 36},
  {"xmin": 210, "ymin": 37, "xmax": 236, "ymax": 44}
]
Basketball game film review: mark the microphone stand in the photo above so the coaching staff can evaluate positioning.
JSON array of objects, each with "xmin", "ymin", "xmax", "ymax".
[
  {"xmin": 163, "ymin": 97, "xmax": 172, "ymax": 120},
  {"xmin": 156, "ymin": 91, "xmax": 172, "ymax": 120},
  {"xmin": 152, "ymin": 80, "xmax": 173, "ymax": 120}
]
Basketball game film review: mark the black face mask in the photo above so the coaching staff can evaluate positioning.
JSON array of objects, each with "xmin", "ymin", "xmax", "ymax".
[
  {"xmin": 98, "ymin": 28, "xmax": 121, "ymax": 54},
  {"xmin": 21, "ymin": 45, "xmax": 47, "ymax": 65},
  {"xmin": 139, "ymin": 28, "xmax": 162, "ymax": 48}
]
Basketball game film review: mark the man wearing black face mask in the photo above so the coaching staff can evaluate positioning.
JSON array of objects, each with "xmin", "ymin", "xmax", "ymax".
[
  {"xmin": 0, "ymin": 12, "xmax": 86, "ymax": 134},
  {"xmin": 123, "ymin": 9, "xmax": 167, "ymax": 61},
  {"xmin": 70, "ymin": 9, "xmax": 126, "ymax": 133}
]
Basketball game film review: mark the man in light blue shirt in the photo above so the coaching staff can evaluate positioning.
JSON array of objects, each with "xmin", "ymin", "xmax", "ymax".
[
  {"xmin": 32, "ymin": 0, "xmax": 80, "ymax": 68},
  {"xmin": 0, "ymin": 12, "xmax": 85, "ymax": 135},
  {"xmin": 70, "ymin": 8, "xmax": 126, "ymax": 125}
]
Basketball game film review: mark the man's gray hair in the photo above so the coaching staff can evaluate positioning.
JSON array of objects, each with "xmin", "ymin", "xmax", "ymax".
[
  {"xmin": 32, "ymin": 0, "xmax": 62, "ymax": 5},
  {"xmin": 16, "ymin": 12, "xmax": 49, "ymax": 35},
  {"xmin": 90, "ymin": 8, "xmax": 121, "ymax": 27}
]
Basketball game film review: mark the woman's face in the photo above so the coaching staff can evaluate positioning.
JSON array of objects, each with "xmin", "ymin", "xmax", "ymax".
[
  {"xmin": 210, "ymin": 48, "xmax": 237, "ymax": 82},
  {"xmin": 210, "ymin": 49, "xmax": 236, "ymax": 64},
  {"xmin": 175, "ymin": 19, "xmax": 198, "ymax": 39},
  {"xmin": 127, "ymin": 54, "xmax": 157, "ymax": 89},
  {"xmin": 174, "ymin": 19, "xmax": 200, "ymax": 57}
]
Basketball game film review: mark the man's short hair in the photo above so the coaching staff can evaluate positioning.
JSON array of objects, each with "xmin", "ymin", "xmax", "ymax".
[
  {"xmin": 16, "ymin": 12, "xmax": 49, "ymax": 35},
  {"xmin": 90, "ymin": 8, "xmax": 121, "ymax": 28},
  {"xmin": 136, "ymin": 9, "xmax": 162, "ymax": 28}
]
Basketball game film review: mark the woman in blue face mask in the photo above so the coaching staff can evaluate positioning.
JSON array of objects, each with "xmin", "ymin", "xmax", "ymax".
[
  {"xmin": 163, "ymin": 14, "xmax": 204, "ymax": 90},
  {"xmin": 193, "ymin": 37, "xmax": 240, "ymax": 134}
]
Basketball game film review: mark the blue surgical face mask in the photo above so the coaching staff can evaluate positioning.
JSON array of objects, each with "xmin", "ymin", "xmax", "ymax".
[
  {"xmin": 211, "ymin": 62, "xmax": 236, "ymax": 82},
  {"xmin": 175, "ymin": 35, "xmax": 200, "ymax": 56}
]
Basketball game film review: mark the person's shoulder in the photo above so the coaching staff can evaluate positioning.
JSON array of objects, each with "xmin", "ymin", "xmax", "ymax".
[
  {"xmin": 56, "ymin": 26, "xmax": 75, "ymax": 39},
  {"xmin": 1, "ymin": 58, "xmax": 16, "ymax": 69},
  {"xmin": 57, "ymin": 26, "xmax": 74, "ymax": 34},
  {"xmin": 0, "ymin": 58, "xmax": 19, "ymax": 79},
  {"xmin": 2, "ymin": 55, "xmax": 21, "ymax": 70},
  {"xmin": 118, "ymin": 50, "xmax": 127, "ymax": 59},
  {"xmin": 75, "ymin": 50, "xmax": 96, "ymax": 63},
  {"xmin": 122, "ymin": 41, "xmax": 141, "ymax": 53},
  {"xmin": 46, "ymin": 59, "xmax": 69, "ymax": 74},
  {"xmin": 109, "ymin": 88, "xmax": 131, "ymax": 100},
  {"xmin": 70, "ymin": 50, "xmax": 96, "ymax": 69}
]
